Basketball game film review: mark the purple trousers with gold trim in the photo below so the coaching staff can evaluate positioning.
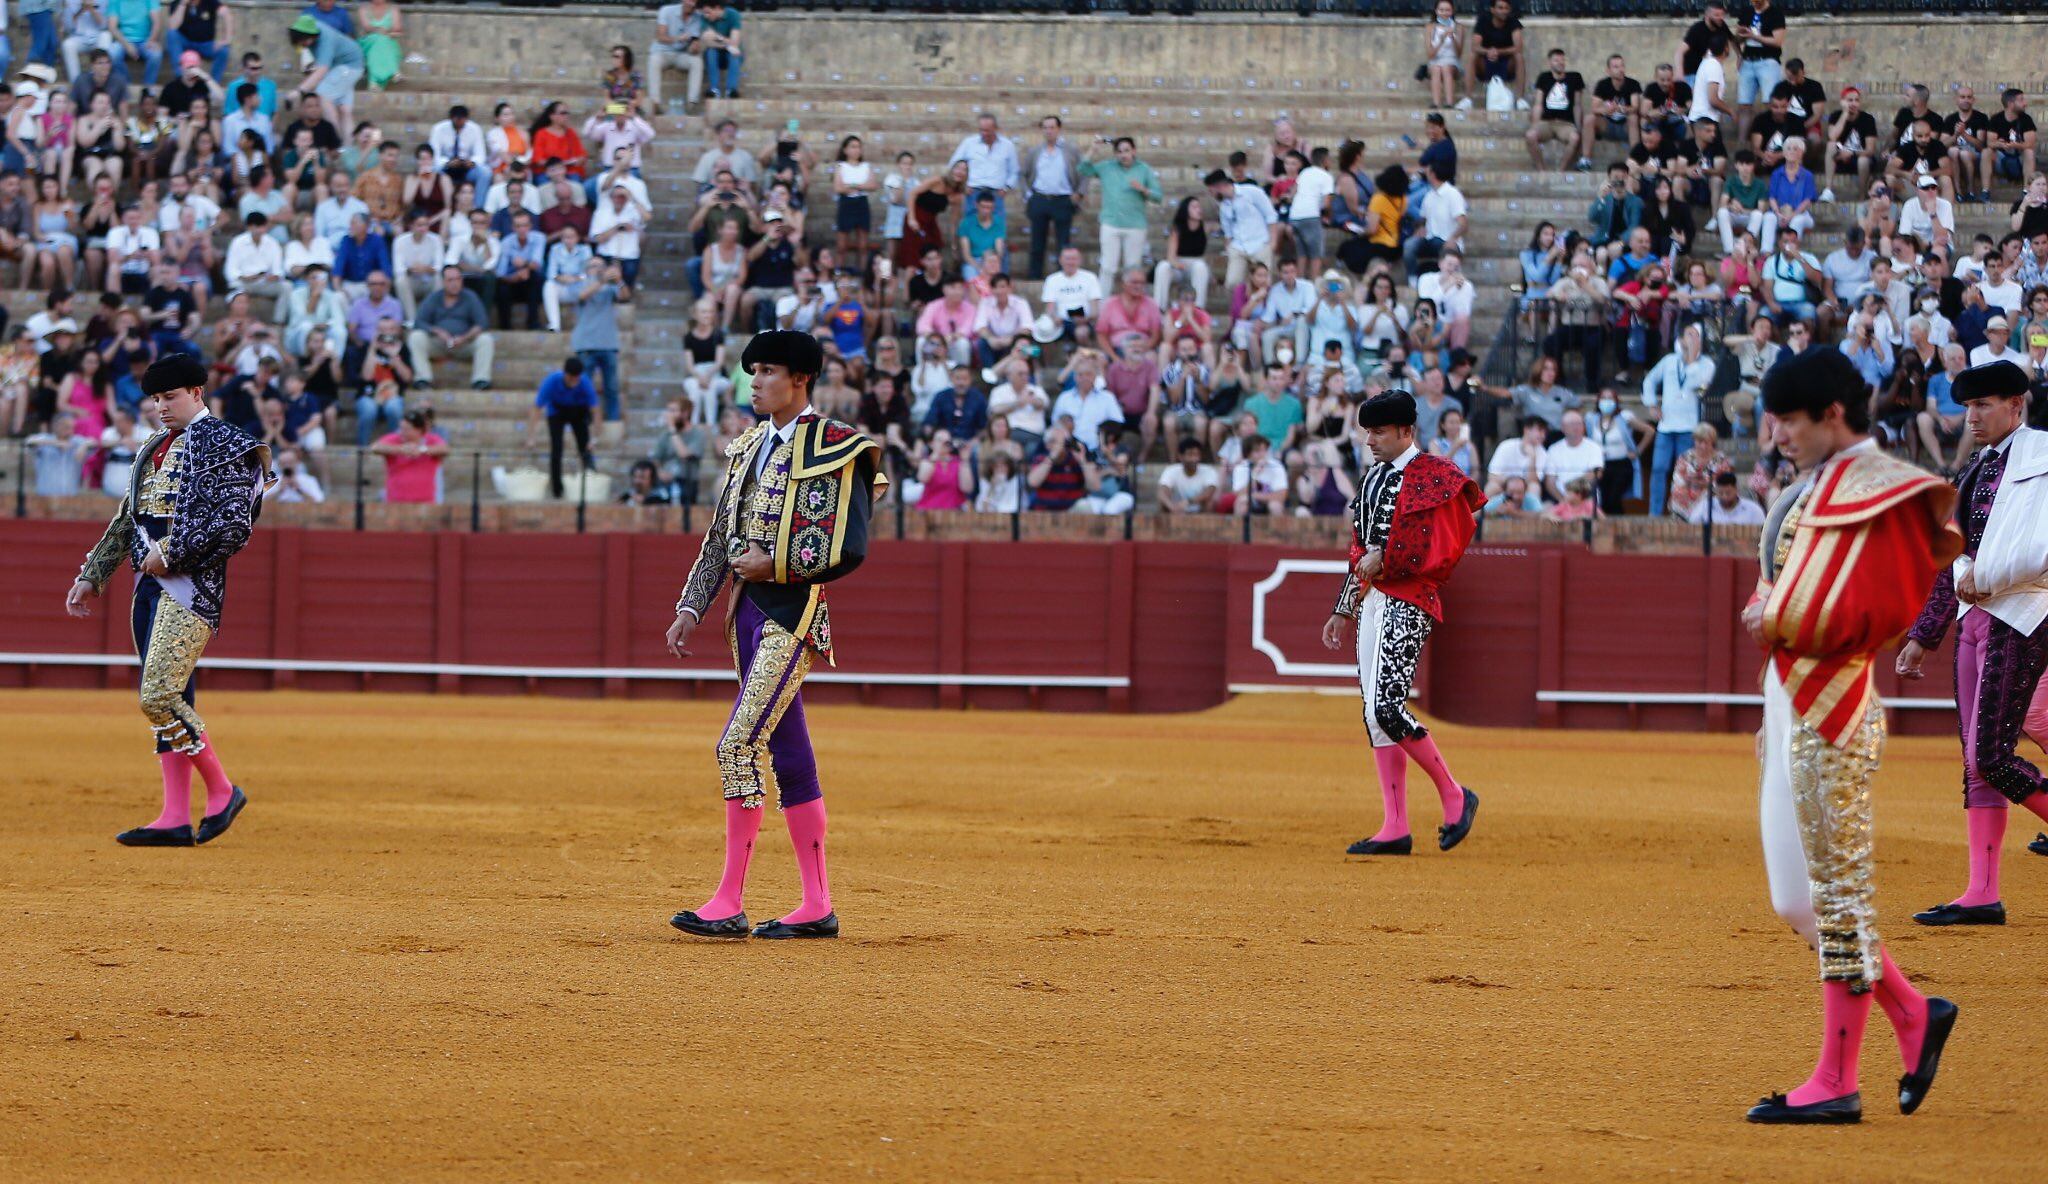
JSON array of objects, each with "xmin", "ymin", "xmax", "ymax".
[
  {"xmin": 717, "ymin": 594, "xmax": 823, "ymax": 810},
  {"xmin": 1955, "ymin": 609, "xmax": 2048, "ymax": 809}
]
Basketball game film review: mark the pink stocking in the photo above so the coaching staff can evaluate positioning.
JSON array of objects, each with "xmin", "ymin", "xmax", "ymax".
[
  {"xmin": 1870, "ymin": 945, "xmax": 1930, "ymax": 1071},
  {"xmin": 779, "ymin": 798, "xmax": 833, "ymax": 924},
  {"xmin": 1396, "ymin": 734, "xmax": 1464, "ymax": 823},
  {"xmin": 1370, "ymin": 746, "xmax": 1410, "ymax": 841},
  {"xmin": 1952, "ymin": 807, "xmax": 2006, "ymax": 907},
  {"xmin": 1787, "ymin": 980, "xmax": 1871, "ymax": 1106},
  {"xmin": 146, "ymin": 752, "xmax": 194, "ymax": 830},
  {"xmin": 188, "ymin": 738, "xmax": 235, "ymax": 815},
  {"xmin": 696, "ymin": 799, "xmax": 763, "ymax": 921}
]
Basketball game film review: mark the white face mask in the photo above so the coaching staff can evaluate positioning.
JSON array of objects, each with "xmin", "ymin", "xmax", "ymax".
[
  {"xmin": 1598, "ymin": 398, "xmax": 1618, "ymax": 414},
  {"xmin": 1920, "ymin": 298, "xmax": 1939, "ymax": 314}
]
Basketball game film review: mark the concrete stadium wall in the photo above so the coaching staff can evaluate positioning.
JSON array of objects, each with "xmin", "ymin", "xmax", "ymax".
[
  {"xmin": 228, "ymin": 5, "xmax": 2047, "ymax": 92},
  {"xmin": 0, "ymin": 520, "xmax": 1959, "ymax": 734}
]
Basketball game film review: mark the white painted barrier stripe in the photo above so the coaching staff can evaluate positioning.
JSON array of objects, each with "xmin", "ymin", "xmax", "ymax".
[
  {"xmin": 1536, "ymin": 690, "xmax": 1956, "ymax": 710},
  {"xmin": 0, "ymin": 652, "xmax": 1128, "ymax": 689}
]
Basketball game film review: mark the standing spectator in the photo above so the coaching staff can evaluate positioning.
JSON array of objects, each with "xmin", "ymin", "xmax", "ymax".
[
  {"xmin": 1023, "ymin": 114, "xmax": 1080, "ymax": 281},
  {"xmin": 1207, "ymin": 168, "xmax": 1280, "ymax": 292},
  {"xmin": 1640, "ymin": 322, "xmax": 1715, "ymax": 517},
  {"xmin": 1461, "ymin": 0, "xmax": 1524, "ymax": 111},
  {"xmin": 1524, "ymin": 47, "xmax": 1583, "ymax": 174},
  {"xmin": 408, "ymin": 265, "xmax": 494, "ymax": 390},
  {"xmin": 947, "ymin": 112, "xmax": 1018, "ymax": 226},
  {"xmin": 1731, "ymin": 0, "xmax": 1787, "ymax": 132},
  {"xmin": 1588, "ymin": 387, "xmax": 1649, "ymax": 514},
  {"xmin": 829, "ymin": 134, "xmax": 879, "ymax": 266},
  {"xmin": 525, "ymin": 354, "xmax": 596, "ymax": 499},
  {"xmin": 1079, "ymin": 135, "xmax": 1162, "ymax": 282},
  {"xmin": 1286, "ymin": 149, "xmax": 1334, "ymax": 276},
  {"xmin": 357, "ymin": 0, "xmax": 403, "ymax": 91},
  {"xmin": 649, "ymin": 1, "xmax": 705, "ymax": 111},
  {"xmin": 1678, "ymin": 2, "xmax": 1730, "ymax": 86},
  {"xmin": 284, "ymin": 15, "xmax": 363, "ymax": 138},
  {"xmin": 570, "ymin": 260, "xmax": 627, "ymax": 425},
  {"xmin": 372, "ymin": 408, "xmax": 447, "ymax": 504},
  {"xmin": 1687, "ymin": 32, "xmax": 1732, "ymax": 129}
]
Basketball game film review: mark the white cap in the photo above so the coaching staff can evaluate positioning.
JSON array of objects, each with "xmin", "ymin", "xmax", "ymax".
[{"xmin": 1916, "ymin": 174, "xmax": 1939, "ymax": 189}]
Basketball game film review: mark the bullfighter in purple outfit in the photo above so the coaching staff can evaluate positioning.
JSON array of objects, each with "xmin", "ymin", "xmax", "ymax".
[
  {"xmin": 664, "ymin": 330, "xmax": 887, "ymax": 941},
  {"xmin": 1897, "ymin": 360, "xmax": 2048, "ymax": 926}
]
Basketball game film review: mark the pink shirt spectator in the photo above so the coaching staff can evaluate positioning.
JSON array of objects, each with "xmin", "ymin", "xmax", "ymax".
[
  {"xmin": 1095, "ymin": 293, "xmax": 1163, "ymax": 348},
  {"xmin": 973, "ymin": 294, "xmax": 1033, "ymax": 339},
  {"xmin": 580, "ymin": 115, "xmax": 657, "ymax": 170},
  {"xmin": 380, "ymin": 431, "xmax": 448, "ymax": 503},
  {"xmin": 916, "ymin": 456, "xmax": 969, "ymax": 510},
  {"xmin": 916, "ymin": 297, "xmax": 978, "ymax": 341},
  {"xmin": 1104, "ymin": 356, "xmax": 1160, "ymax": 421}
]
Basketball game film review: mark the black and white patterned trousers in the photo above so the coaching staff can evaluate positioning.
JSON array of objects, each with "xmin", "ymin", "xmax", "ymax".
[{"xmin": 1354, "ymin": 588, "xmax": 1433, "ymax": 747}]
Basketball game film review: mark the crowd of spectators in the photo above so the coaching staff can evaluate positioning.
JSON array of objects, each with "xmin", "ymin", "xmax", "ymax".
[
  {"xmin": 643, "ymin": 0, "xmax": 2040, "ymax": 523},
  {"xmin": 6, "ymin": 0, "xmax": 665, "ymax": 506}
]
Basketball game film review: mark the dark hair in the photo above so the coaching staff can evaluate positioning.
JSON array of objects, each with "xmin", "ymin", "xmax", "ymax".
[
  {"xmin": 403, "ymin": 410, "xmax": 432, "ymax": 430},
  {"xmin": 836, "ymin": 134, "xmax": 862, "ymax": 162},
  {"xmin": 1526, "ymin": 221, "xmax": 1556, "ymax": 252},
  {"xmin": 233, "ymin": 81, "xmax": 258, "ymax": 106},
  {"xmin": 1761, "ymin": 346, "xmax": 1874, "ymax": 433},
  {"xmin": 1177, "ymin": 437, "xmax": 1204, "ymax": 455},
  {"xmin": 609, "ymin": 45, "xmax": 635, "ymax": 70},
  {"xmin": 563, "ymin": 356, "xmax": 584, "ymax": 376},
  {"xmin": 1041, "ymin": 114, "xmax": 1062, "ymax": 127},
  {"xmin": 1114, "ymin": 136, "xmax": 1136, "ymax": 151},
  {"xmin": 1335, "ymin": 139, "xmax": 1365, "ymax": 175},
  {"xmin": 1227, "ymin": 151, "xmax": 1248, "ymax": 168},
  {"xmin": 1733, "ymin": 148, "xmax": 1758, "ymax": 166},
  {"xmin": 449, "ymin": 104, "xmax": 470, "ymax": 121},
  {"xmin": 1374, "ymin": 164, "xmax": 1409, "ymax": 197},
  {"xmin": 1173, "ymin": 195, "xmax": 1202, "ymax": 231},
  {"xmin": 1203, "ymin": 169, "xmax": 1230, "ymax": 187}
]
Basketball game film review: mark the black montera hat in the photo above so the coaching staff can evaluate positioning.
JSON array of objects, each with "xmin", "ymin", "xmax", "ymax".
[{"xmin": 1357, "ymin": 389, "xmax": 1418, "ymax": 429}]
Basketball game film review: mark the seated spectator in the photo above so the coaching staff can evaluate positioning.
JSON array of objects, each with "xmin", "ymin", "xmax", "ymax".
[
  {"xmin": 1721, "ymin": 313, "xmax": 1782, "ymax": 437},
  {"xmin": 908, "ymin": 429, "xmax": 974, "ymax": 511},
  {"xmin": 1485, "ymin": 417, "xmax": 1550, "ymax": 499},
  {"xmin": 1241, "ymin": 362, "xmax": 1304, "ymax": 454},
  {"xmin": 915, "ymin": 275, "xmax": 978, "ymax": 367},
  {"xmin": 1103, "ymin": 335, "xmax": 1160, "ymax": 459},
  {"xmin": 333, "ymin": 213, "xmax": 391, "ymax": 299},
  {"xmin": 650, "ymin": 1, "xmax": 707, "ymax": 111},
  {"xmin": 1484, "ymin": 473, "xmax": 1544, "ymax": 516},
  {"xmin": 1025, "ymin": 421, "xmax": 1097, "ymax": 512},
  {"xmin": 1157, "ymin": 437, "xmax": 1219, "ymax": 513},
  {"xmin": 1686, "ymin": 469, "xmax": 1764, "ymax": 524},
  {"xmin": 408, "ymin": 266, "xmax": 494, "ymax": 390},
  {"xmin": 1463, "ymin": 0, "xmax": 1524, "ymax": 110},
  {"xmin": 1666, "ymin": 421, "xmax": 1732, "ymax": 521},
  {"xmin": 590, "ymin": 181, "xmax": 645, "ymax": 288},
  {"xmin": 446, "ymin": 208, "xmax": 501, "ymax": 307},
  {"xmin": 1542, "ymin": 410, "xmax": 1604, "ymax": 503},
  {"xmin": 1759, "ymin": 225, "xmax": 1821, "ymax": 326},
  {"xmin": 1763, "ymin": 136, "xmax": 1817, "ymax": 246},
  {"xmin": 1969, "ymin": 314, "xmax": 2026, "ymax": 369},
  {"xmin": 1223, "ymin": 432, "xmax": 1288, "ymax": 517},
  {"xmin": 923, "ymin": 363, "xmax": 989, "ymax": 443},
  {"xmin": 1293, "ymin": 439, "xmax": 1355, "ymax": 518},
  {"xmin": 987, "ymin": 355, "xmax": 1051, "ymax": 453},
  {"xmin": 372, "ymin": 408, "xmax": 447, "ymax": 504},
  {"xmin": 1821, "ymin": 86, "xmax": 1879, "ymax": 203},
  {"xmin": 495, "ymin": 210, "xmax": 547, "ymax": 330},
  {"xmin": 1047, "ymin": 350, "xmax": 1123, "ymax": 452},
  {"xmin": 1543, "ymin": 476, "xmax": 1601, "ymax": 522},
  {"xmin": 224, "ymin": 210, "xmax": 286, "ymax": 311},
  {"xmin": 973, "ymin": 273, "xmax": 1031, "ymax": 367},
  {"xmin": 975, "ymin": 452, "xmax": 1023, "ymax": 513}
]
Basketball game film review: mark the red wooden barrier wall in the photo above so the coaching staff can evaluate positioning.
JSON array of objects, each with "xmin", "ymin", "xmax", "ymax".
[{"xmin": 0, "ymin": 521, "xmax": 1957, "ymax": 732}]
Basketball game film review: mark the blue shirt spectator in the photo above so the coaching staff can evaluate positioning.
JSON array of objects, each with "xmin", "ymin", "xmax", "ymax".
[
  {"xmin": 1419, "ymin": 135, "xmax": 1457, "ymax": 186},
  {"xmin": 534, "ymin": 369, "xmax": 598, "ymax": 412},
  {"xmin": 546, "ymin": 241, "xmax": 595, "ymax": 284},
  {"xmin": 1767, "ymin": 162, "xmax": 1817, "ymax": 212},
  {"xmin": 496, "ymin": 229, "xmax": 548, "ymax": 277},
  {"xmin": 923, "ymin": 382, "xmax": 990, "ymax": 441},
  {"xmin": 303, "ymin": 0, "xmax": 355, "ymax": 36},
  {"xmin": 1839, "ymin": 333, "xmax": 1895, "ymax": 392},
  {"xmin": 334, "ymin": 230, "xmax": 392, "ymax": 285}
]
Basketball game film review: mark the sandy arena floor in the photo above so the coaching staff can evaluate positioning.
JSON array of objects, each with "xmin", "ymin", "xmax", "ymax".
[{"xmin": 0, "ymin": 689, "xmax": 2040, "ymax": 1182}]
